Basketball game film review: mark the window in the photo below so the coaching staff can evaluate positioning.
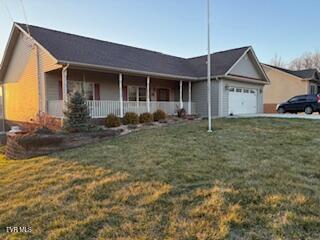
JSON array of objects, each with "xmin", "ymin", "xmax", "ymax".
[
  {"xmin": 139, "ymin": 87, "xmax": 146, "ymax": 101},
  {"xmin": 127, "ymin": 86, "xmax": 147, "ymax": 101},
  {"xmin": 310, "ymin": 85, "xmax": 316, "ymax": 95},
  {"xmin": 296, "ymin": 96, "xmax": 307, "ymax": 102},
  {"xmin": 67, "ymin": 81, "xmax": 82, "ymax": 95},
  {"xmin": 289, "ymin": 96, "xmax": 306, "ymax": 103},
  {"xmin": 244, "ymin": 89, "xmax": 249, "ymax": 93},
  {"xmin": 128, "ymin": 86, "xmax": 137, "ymax": 101},
  {"xmin": 67, "ymin": 80, "xmax": 95, "ymax": 100},
  {"xmin": 307, "ymin": 95, "xmax": 317, "ymax": 101},
  {"xmin": 229, "ymin": 87, "xmax": 234, "ymax": 92},
  {"xmin": 83, "ymin": 82, "xmax": 94, "ymax": 100},
  {"xmin": 157, "ymin": 88, "xmax": 170, "ymax": 101},
  {"xmin": 250, "ymin": 90, "xmax": 256, "ymax": 94},
  {"xmin": 236, "ymin": 88, "xmax": 242, "ymax": 93}
]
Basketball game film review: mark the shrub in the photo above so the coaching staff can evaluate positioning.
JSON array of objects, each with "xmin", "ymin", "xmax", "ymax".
[
  {"xmin": 63, "ymin": 92, "xmax": 91, "ymax": 132},
  {"xmin": 177, "ymin": 108, "xmax": 187, "ymax": 118},
  {"xmin": 153, "ymin": 109, "xmax": 167, "ymax": 121},
  {"xmin": 33, "ymin": 127, "xmax": 54, "ymax": 135},
  {"xmin": 123, "ymin": 112, "xmax": 139, "ymax": 125},
  {"xmin": 105, "ymin": 114, "xmax": 121, "ymax": 128},
  {"xmin": 139, "ymin": 112, "xmax": 154, "ymax": 123}
]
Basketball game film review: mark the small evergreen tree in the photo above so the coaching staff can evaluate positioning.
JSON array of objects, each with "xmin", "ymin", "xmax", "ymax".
[{"xmin": 63, "ymin": 92, "xmax": 91, "ymax": 132}]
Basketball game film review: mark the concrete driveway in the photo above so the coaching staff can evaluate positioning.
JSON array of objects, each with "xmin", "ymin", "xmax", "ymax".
[{"xmin": 228, "ymin": 113, "xmax": 320, "ymax": 120}]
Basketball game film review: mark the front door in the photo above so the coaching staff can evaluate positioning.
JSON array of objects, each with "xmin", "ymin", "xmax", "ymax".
[{"xmin": 157, "ymin": 88, "xmax": 170, "ymax": 101}]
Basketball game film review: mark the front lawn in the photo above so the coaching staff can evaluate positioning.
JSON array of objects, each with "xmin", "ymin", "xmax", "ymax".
[{"xmin": 0, "ymin": 118, "xmax": 319, "ymax": 239}]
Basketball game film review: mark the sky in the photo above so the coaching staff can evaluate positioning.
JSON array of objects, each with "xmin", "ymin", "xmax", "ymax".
[{"xmin": 1, "ymin": 0, "xmax": 320, "ymax": 64}]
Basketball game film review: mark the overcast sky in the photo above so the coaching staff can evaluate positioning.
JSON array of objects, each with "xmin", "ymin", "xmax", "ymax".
[{"xmin": 1, "ymin": 0, "xmax": 320, "ymax": 64}]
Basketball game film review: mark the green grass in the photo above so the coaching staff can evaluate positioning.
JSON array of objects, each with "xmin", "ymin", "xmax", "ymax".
[{"xmin": 0, "ymin": 118, "xmax": 320, "ymax": 239}]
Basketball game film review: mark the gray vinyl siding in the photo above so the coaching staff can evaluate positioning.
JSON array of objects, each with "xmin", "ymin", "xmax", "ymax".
[
  {"xmin": 191, "ymin": 80, "xmax": 219, "ymax": 117},
  {"xmin": 229, "ymin": 51, "xmax": 264, "ymax": 79},
  {"xmin": 220, "ymin": 79, "xmax": 264, "ymax": 116},
  {"xmin": 45, "ymin": 70, "xmax": 120, "ymax": 101},
  {"xmin": 46, "ymin": 72, "xmax": 60, "ymax": 101}
]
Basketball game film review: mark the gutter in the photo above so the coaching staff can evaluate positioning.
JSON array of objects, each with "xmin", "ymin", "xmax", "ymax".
[
  {"xmin": 58, "ymin": 60, "xmax": 269, "ymax": 86},
  {"xmin": 58, "ymin": 60, "xmax": 197, "ymax": 81}
]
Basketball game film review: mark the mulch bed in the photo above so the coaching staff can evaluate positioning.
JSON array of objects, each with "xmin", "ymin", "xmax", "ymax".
[{"xmin": 5, "ymin": 116, "xmax": 201, "ymax": 160}]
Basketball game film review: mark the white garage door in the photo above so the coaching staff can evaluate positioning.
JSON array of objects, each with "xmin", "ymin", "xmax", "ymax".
[{"xmin": 228, "ymin": 87, "xmax": 257, "ymax": 115}]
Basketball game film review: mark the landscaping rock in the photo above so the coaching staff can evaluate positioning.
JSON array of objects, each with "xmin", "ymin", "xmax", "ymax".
[
  {"xmin": 5, "ymin": 129, "xmax": 121, "ymax": 160},
  {"xmin": 159, "ymin": 119, "xmax": 168, "ymax": 124},
  {"xmin": 127, "ymin": 124, "xmax": 139, "ymax": 130}
]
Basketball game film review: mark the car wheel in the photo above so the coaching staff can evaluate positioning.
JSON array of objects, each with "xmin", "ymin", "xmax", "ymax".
[
  {"xmin": 304, "ymin": 106, "xmax": 313, "ymax": 114},
  {"xmin": 277, "ymin": 107, "xmax": 285, "ymax": 114}
]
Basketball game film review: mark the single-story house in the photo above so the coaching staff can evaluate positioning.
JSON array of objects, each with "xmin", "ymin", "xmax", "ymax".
[
  {"xmin": 0, "ymin": 23, "xmax": 269, "ymax": 128},
  {"xmin": 262, "ymin": 64, "xmax": 320, "ymax": 113}
]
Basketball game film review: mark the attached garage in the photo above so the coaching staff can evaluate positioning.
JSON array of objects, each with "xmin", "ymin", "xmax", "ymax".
[
  {"xmin": 219, "ymin": 79, "xmax": 264, "ymax": 116},
  {"xmin": 191, "ymin": 46, "xmax": 269, "ymax": 117},
  {"xmin": 228, "ymin": 87, "xmax": 258, "ymax": 115}
]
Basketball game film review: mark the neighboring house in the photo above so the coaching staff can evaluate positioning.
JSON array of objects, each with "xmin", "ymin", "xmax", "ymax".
[
  {"xmin": 262, "ymin": 64, "xmax": 320, "ymax": 113},
  {"xmin": 0, "ymin": 23, "xmax": 269, "ymax": 128}
]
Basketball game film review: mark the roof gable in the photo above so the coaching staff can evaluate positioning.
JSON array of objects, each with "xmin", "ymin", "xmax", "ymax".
[
  {"xmin": 186, "ymin": 47, "xmax": 250, "ymax": 77},
  {"xmin": 228, "ymin": 51, "xmax": 264, "ymax": 79}
]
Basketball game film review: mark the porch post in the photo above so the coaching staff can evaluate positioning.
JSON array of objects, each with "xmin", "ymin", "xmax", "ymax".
[
  {"xmin": 119, "ymin": 73, "xmax": 124, "ymax": 118},
  {"xmin": 62, "ymin": 65, "xmax": 68, "ymax": 113},
  {"xmin": 147, "ymin": 76, "xmax": 150, "ymax": 112},
  {"xmin": 179, "ymin": 80, "xmax": 183, "ymax": 109},
  {"xmin": 188, "ymin": 81, "xmax": 192, "ymax": 114}
]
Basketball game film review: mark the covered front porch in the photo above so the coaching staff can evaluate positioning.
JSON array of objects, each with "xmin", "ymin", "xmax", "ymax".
[{"xmin": 45, "ymin": 68, "xmax": 196, "ymax": 118}]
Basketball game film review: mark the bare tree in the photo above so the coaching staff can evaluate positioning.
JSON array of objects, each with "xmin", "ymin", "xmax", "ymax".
[
  {"xmin": 288, "ymin": 51, "xmax": 320, "ymax": 70},
  {"xmin": 270, "ymin": 54, "xmax": 286, "ymax": 68}
]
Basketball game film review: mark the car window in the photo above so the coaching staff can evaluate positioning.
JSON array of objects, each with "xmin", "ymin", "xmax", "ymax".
[
  {"xmin": 289, "ymin": 96, "xmax": 307, "ymax": 102},
  {"xmin": 289, "ymin": 97, "xmax": 300, "ymax": 102},
  {"xmin": 297, "ymin": 96, "xmax": 307, "ymax": 102},
  {"xmin": 307, "ymin": 95, "xmax": 317, "ymax": 101}
]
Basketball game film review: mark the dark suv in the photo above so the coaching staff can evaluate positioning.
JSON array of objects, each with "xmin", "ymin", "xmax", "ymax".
[{"xmin": 276, "ymin": 94, "xmax": 320, "ymax": 114}]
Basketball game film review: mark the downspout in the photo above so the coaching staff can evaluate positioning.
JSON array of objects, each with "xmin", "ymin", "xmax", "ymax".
[
  {"xmin": 62, "ymin": 64, "xmax": 69, "ymax": 117},
  {"xmin": 35, "ymin": 44, "xmax": 43, "ymax": 119},
  {"xmin": 1, "ymin": 83, "xmax": 5, "ymax": 132}
]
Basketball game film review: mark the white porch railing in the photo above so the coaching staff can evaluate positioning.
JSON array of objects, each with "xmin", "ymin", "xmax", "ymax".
[{"xmin": 47, "ymin": 100, "xmax": 196, "ymax": 118}]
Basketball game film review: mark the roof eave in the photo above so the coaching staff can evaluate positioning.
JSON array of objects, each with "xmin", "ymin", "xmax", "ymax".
[
  {"xmin": 0, "ymin": 24, "xmax": 19, "ymax": 82},
  {"xmin": 58, "ymin": 60, "xmax": 198, "ymax": 81}
]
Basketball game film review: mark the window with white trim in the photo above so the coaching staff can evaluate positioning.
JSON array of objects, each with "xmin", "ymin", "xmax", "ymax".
[
  {"xmin": 67, "ymin": 80, "xmax": 95, "ymax": 100},
  {"xmin": 127, "ymin": 86, "xmax": 147, "ymax": 101}
]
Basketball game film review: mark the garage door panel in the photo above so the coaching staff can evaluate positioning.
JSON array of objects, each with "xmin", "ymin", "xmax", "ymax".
[{"xmin": 228, "ymin": 88, "xmax": 257, "ymax": 115}]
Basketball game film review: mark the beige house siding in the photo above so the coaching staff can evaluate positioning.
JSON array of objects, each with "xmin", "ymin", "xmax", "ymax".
[
  {"xmin": 263, "ymin": 65, "xmax": 308, "ymax": 105},
  {"xmin": 4, "ymin": 44, "xmax": 39, "ymax": 123},
  {"xmin": 2, "ymin": 30, "xmax": 60, "ymax": 123},
  {"xmin": 3, "ymin": 33, "xmax": 33, "ymax": 84}
]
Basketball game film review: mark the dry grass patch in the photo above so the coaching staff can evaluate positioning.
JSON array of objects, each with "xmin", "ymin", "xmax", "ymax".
[{"xmin": 0, "ymin": 118, "xmax": 319, "ymax": 239}]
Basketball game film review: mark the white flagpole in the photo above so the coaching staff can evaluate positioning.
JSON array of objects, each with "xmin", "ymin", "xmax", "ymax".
[{"xmin": 207, "ymin": 0, "xmax": 212, "ymax": 132}]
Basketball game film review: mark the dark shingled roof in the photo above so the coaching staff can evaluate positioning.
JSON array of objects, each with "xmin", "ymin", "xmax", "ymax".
[
  {"xmin": 290, "ymin": 69, "xmax": 318, "ymax": 79},
  {"xmin": 16, "ymin": 23, "xmax": 250, "ymax": 78},
  {"xmin": 266, "ymin": 64, "xmax": 318, "ymax": 80}
]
